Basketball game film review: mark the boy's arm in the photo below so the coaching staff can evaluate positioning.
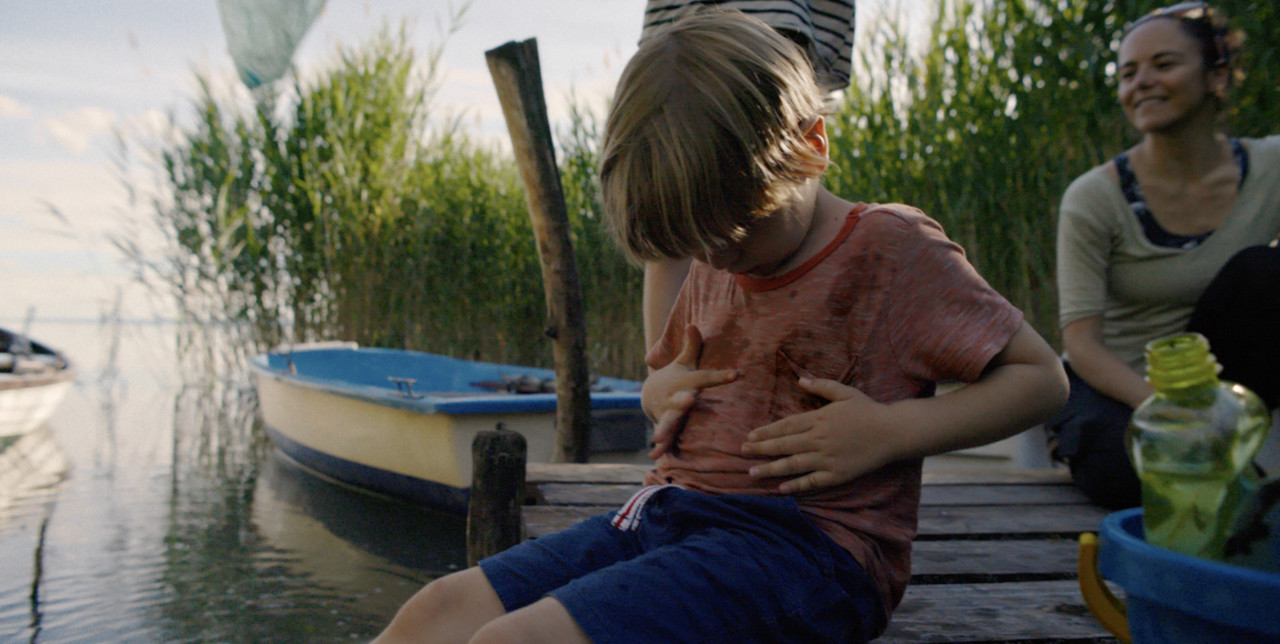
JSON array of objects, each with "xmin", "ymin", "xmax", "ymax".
[{"xmin": 741, "ymin": 321, "xmax": 1068, "ymax": 494}]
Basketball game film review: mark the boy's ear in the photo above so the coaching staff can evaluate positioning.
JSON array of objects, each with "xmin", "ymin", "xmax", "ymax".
[{"xmin": 803, "ymin": 116, "xmax": 828, "ymax": 157}]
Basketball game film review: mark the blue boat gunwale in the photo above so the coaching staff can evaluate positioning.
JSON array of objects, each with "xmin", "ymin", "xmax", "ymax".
[{"xmin": 248, "ymin": 345, "xmax": 643, "ymax": 416}]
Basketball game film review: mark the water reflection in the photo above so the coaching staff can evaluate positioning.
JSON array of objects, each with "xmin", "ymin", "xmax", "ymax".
[
  {"xmin": 0, "ymin": 426, "xmax": 69, "ymax": 644},
  {"xmin": 0, "ymin": 426, "xmax": 69, "ymax": 533},
  {"xmin": 149, "ymin": 441, "xmax": 466, "ymax": 642},
  {"xmin": 255, "ymin": 450, "xmax": 467, "ymax": 574},
  {"xmin": 152, "ymin": 374, "xmax": 465, "ymax": 642},
  {"xmin": 0, "ymin": 321, "xmax": 466, "ymax": 642}
]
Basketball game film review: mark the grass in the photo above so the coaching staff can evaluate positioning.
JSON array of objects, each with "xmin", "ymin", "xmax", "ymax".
[{"xmin": 120, "ymin": 0, "xmax": 1280, "ymax": 385}]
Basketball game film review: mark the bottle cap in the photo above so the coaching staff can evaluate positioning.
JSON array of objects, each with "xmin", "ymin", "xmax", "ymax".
[{"xmin": 1144, "ymin": 333, "xmax": 1221, "ymax": 392}]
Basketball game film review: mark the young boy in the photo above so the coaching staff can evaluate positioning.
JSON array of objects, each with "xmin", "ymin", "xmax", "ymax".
[{"xmin": 372, "ymin": 11, "xmax": 1067, "ymax": 644}]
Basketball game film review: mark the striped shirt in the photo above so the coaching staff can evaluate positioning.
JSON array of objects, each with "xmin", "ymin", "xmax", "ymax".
[{"xmin": 640, "ymin": 0, "xmax": 856, "ymax": 92}]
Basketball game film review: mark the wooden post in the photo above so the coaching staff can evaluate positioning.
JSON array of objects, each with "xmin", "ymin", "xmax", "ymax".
[
  {"xmin": 467, "ymin": 426, "xmax": 527, "ymax": 566},
  {"xmin": 485, "ymin": 38, "xmax": 592, "ymax": 463}
]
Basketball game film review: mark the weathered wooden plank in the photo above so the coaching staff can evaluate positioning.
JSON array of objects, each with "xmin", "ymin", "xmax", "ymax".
[
  {"xmin": 533, "ymin": 482, "xmax": 1089, "ymax": 508},
  {"xmin": 522, "ymin": 497, "xmax": 1084, "ymax": 578},
  {"xmin": 516, "ymin": 462, "xmax": 1117, "ymax": 642},
  {"xmin": 523, "ymin": 514, "xmax": 1112, "ymax": 642},
  {"xmin": 917, "ymin": 504, "xmax": 1107, "ymax": 537},
  {"xmin": 920, "ymin": 483, "xmax": 1087, "ymax": 506},
  {"xmin": 524, "ymin": 505, "xmax": 602, "ymax": 538},
  {"xmin": 522, "ymin": 500, "xmax": 1081, "ymax": 578},
  {"xmin": 910, "ymin": 539, "xmax": 1080, "ymax": 580},
  {"xmin": 524, "ymin": 502, "xmax": 1108, "ymax": 539},
  {"xmin": 921, "ymin": 465, "xmax": 1072, "ymax": 485},
  {"xmin": 525, "ymin": 462, "xmax": 649, "ymax": 484},
  {"xmin": 879, "ymin": 580, "xmax": 1117, "ymax": 643},
  {"xmin": 528, "ymin": 462, "xmax": 1075, "ymax": 486},
  {"xmin": 534, "ymin": 482, "xmax": 639, "ymax": 506}
]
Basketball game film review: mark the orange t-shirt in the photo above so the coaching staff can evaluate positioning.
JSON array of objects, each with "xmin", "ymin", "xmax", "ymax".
[{"xmin": 644, "ymin": 203, "xmax": 1023, "ymax": 617}]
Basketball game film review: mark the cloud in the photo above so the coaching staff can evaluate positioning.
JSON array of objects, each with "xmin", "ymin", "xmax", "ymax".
[
  {"xmin": 42, "ymin": 106, "xmax": 118, "ymax": 155},
  {"xmin": 0, "ymin": 94, "xmax": 32, "ymax": 118},
  {"xmin": 120, "ymin": 108, "xmax": 174, "ymax": 144}
]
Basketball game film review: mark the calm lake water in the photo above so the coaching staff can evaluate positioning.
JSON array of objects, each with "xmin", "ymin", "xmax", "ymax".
[{"xmin": 0, "ymin": 319, "xmax": 467, "ymax": 643}]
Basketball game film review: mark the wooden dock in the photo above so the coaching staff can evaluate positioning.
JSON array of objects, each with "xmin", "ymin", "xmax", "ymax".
[{"xmin": 521, "ymin": 461, "xmax": 1118, "ymax": 643}]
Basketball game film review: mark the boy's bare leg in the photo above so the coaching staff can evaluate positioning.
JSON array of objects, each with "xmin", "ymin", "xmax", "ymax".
[
  {"xmin": 470, "ymin": 597, "xmax": 592, "ymax": 644},
  {"xmin": 370, "ymin": 568, "xmax": 506, "ymax": 644},
  {"xmin": 371, "ymin": 568, "xmax": 592, "ymax": 644}
]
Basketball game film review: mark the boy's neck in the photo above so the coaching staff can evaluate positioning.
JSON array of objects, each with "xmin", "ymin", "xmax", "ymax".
[
  {"xmin": 753, "ymin": 186, "xmax": 853, "ymax": 279},
  {"xmin": 806, "ymin": 186, "xmax": 855, "ymax": 247}
]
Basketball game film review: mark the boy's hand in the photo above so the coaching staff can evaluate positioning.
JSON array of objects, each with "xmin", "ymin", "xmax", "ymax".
[
  {"xmin": 741, "ymin": 377, "xmax": 899, "ymax": 494},
  {"xmin": 642, "ymin": 325, "xmax": 738, "ymax": 459}
]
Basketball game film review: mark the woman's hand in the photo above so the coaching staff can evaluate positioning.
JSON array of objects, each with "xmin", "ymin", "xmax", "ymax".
[
  {"xmin": 740, "ymin": 378, "xmax": 899, "ymax": 494},
  {"xmin": 642, "ymin": 324, "xmax": 738, "ymax": 458},
  {"xmin": 1062, "ymin": 317, "xmax": 1152, "ymax": 408}
]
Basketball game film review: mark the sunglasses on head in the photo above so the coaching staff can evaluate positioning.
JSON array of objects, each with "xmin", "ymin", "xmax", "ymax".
[
  {"xmin": 1128, "ymin": 1, "xmax": 1208, "ymax": 29},
  {"xmin": 1126, "ymin": 2, "xmax": 1228, "ymax": 65}
]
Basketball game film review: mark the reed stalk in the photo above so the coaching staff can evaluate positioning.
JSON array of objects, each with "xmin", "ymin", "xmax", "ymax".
[{"xmin": 121, "ymin": 0, "xmax": 1280, "ymax": 387}]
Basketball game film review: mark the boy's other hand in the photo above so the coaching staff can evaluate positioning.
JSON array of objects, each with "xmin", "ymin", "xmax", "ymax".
[
  {"xmin": 642, "ymin": 324, "xmax": 738, "ymax": 459},
  {"xmin": 742, "ymin": 378, "xmax": 897, "ymax": 494}
]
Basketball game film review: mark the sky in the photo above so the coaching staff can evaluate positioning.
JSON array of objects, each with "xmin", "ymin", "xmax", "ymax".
[
  {"xmin": 0, "ymin": 0, "xmax": 657, "ymax": 322},
  {"xmin": 0, "ymin": 0, "xmax": 901, "ymax": 324}
]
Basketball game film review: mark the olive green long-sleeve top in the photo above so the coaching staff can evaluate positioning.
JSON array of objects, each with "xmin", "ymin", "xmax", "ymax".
[{"xmin": 1056, "ymin": 135, "xmax": 1280, "ymax": 373}]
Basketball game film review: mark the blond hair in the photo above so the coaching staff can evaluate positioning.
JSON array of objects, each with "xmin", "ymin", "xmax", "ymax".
[{"xmin": 600, "ymin": 10, "xmax": 828, "ymax": 263}]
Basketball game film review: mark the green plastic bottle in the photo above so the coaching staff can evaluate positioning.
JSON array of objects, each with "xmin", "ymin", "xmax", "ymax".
[{"xmin": 1126, "ymin": 333, "xmax": 1271, "ymax": 561}]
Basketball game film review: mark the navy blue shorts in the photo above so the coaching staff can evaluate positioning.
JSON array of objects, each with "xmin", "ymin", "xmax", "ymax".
[{"xmin": 479, "ymin": 485, "xmax": 885, "ymax": 644}]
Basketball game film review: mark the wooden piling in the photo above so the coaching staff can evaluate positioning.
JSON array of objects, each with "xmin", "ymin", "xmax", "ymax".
[
  {"xmin": 466, "ymin": 426, "xmax": 527, "ymax": 566},
  {"xmin": 485, "ymin": 38, "xmax": 592, "ymax": 464}
]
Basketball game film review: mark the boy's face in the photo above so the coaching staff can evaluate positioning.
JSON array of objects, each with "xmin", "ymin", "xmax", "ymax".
[
  {"xmin": 695, "ymin": 181, "xmax": 819, "ymax": 278},
  {"xmin": 694, "ymin": 117, "xmax": 828, "ymax": 279}
]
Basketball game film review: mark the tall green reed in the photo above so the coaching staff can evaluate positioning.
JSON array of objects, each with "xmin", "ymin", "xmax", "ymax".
[
  {"xmin": 828, "ymin": 0, "xmax": 1280, "ymax": 346},
  {"xmin": 119, "ymin": 26, "xmax": 646, "ymax": 381},
  {"xmin": 124, "ymin": 0, "xmax": 1279, "ymax": 393},
  {"xmin": 827, "ymin": 0, "xmax": 1130, "ymax": 346}
]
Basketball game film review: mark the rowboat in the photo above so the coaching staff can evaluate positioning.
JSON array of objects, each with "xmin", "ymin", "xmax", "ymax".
[
  {"xmin": 249, "ymin": 342, "xmax": 650, "ymax": 512},
  {"xmin": 0, "ymin": 328, "xmax": 76, "ymax": 437}
]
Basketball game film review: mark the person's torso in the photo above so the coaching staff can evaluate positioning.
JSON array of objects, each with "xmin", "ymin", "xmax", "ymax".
[{"xmin": 1101, "ymin": 135, "xmax": 1280, "ymax": 369}]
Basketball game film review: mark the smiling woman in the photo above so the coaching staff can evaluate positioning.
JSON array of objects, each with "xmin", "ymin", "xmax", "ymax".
[{"xmin": 1050, "ymin": 2, "xmax": 1280, "ymax": 510}]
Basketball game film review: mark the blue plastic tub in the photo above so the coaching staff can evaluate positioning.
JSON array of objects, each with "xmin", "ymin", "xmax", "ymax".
[{"xmin": 1097, "ymin": 508, "xmax": 1280, "ymax": 643}]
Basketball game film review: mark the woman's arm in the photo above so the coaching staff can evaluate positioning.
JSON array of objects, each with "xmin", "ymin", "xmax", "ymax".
[
  {"xmin": 1055, "ymin": 168, "xmax": 1151, "ymax": 403},
  {"xmin": 742, "ymin": 321, "xmax": 1069, "ymax": 493},
  {"xmin": 1061, "ymin": 316, "xmax": 1153, "ymax": 408}
]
